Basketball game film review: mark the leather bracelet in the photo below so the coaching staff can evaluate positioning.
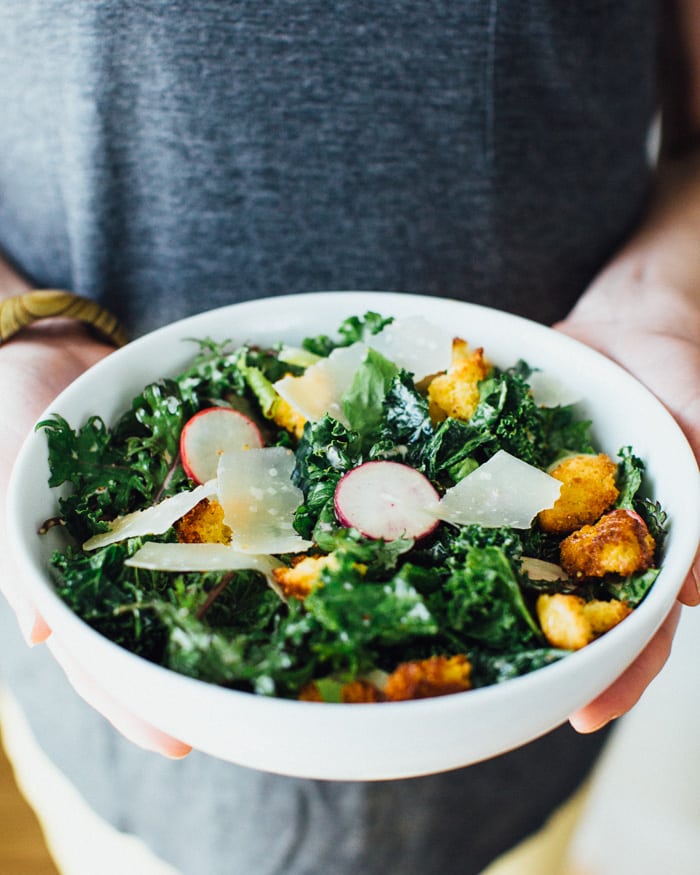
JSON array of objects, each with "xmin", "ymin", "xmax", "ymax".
[{"xmin": 0, "ymin": 289, "xmax": 128, "ymax": 348}]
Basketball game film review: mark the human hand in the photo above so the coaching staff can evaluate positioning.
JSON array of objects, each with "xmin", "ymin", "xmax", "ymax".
[
  {"xmin": 555, "ymin": 279, "xmax": 700, "ymax": 732},
  {"xmin": 0, "ymin": 324, "xmax": 192, "ymax": 757}
]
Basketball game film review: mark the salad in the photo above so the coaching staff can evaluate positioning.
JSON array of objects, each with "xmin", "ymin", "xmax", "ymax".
[{"xmin": 38, "ymin": 312, "xmax": 667, "ymax": 703}]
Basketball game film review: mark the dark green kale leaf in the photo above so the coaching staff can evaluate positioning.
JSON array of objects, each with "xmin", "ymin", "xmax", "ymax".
[
  {"xmin": 51, "ymin": 541, "xmax": 170, "ymax": 662},
  {"xmin": 540, "ymin": 405, "xmax": 595, "ymax": 462},
  {"xmin": 467, "ymin": 368, "xmax": 548, "ymax": 467},
  {"xmin": 175, "ymin": 338, "xmax": 244, "ymax": 402},
  {"xmin": 637, "ymin": 498, "xmax": 668, "ymax": 552},
  {"xmin": 292, "ymin": 415, "xmax": 360, "ymax": 539},
  {"xmin": 615, "ymin": 446, "xmax": 645, "ymax": 510},
  {"xmin": 614, "ymin": 447, "xmax": 668, "ymax": 554},
  {"xmin": 603, "ymin": 568, "xmax": 660, "ymax": 607},
  {"xmin": 469, "ymin": 647, "xmax": 569, "ymax": 686},
  {"xmin": 301, "ymin": 311, "xmax": 393, "ymax": 357},
  {"xmin": 189, "ymin": 569, "xmax": 282, "ymax": 631},
  {"xmin": 154, "ymin": 600, "xmax": 315, "ymax": 696},
  {"xmin": 114, "ymin": 379, "xmax": 195, "ymax": 502},
  {"xmin": 302, "ymin": 556, "xmax": 438, "ymax": 677},
  {"xmin": 415, "ymin": 523, "xmax": 525, "ymax": 569},
  {"xmin": 374, "ymin": 374, "xmax": 490, "ymax": 483},
  {"xmin": 309, "ymin": 527, "xmax": 413, "ymax": 576},
  {"xmin": 371, "ymin": 373, "xmax": 436, "ymax": 467},
  {"xmin": 176, "ymin": 340, "xmax": 298, "ymax": 407},
  {"xmin": 439, "ymin": 546, "xmax": 541, "ymax": 649},
  {"xmin": 38, "ymin": 406, "xmax": 181, "ymax": 541}
]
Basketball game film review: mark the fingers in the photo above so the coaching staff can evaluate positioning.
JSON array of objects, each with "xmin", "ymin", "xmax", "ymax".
[
  {"xmin": 0, "ymin": 573, "xmax": 52, "ymax": 646},
  {"xmin": 46, "ymin": 637, "xmax": 192, "ymax": 759},
  {"xmin": 677, "ymin": 557, "xmax": 700, "ymax": 606},
  {"xmin": 569, "ymin": 601, "xmax": 682, "ymax": 733}
]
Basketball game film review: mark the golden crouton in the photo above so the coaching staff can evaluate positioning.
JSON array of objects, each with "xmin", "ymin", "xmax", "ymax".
[
  {"xmin": 536, "ymin": 593, "xmax": 632, "ymax": 650},
  {"xmin": 559, "ymin": 508, "xmax": 656, "ymax": 579},
  {"xmin": 583, "ymin": 598, "xmax": 633, "ymax": 636},
  {"xmin": 271, "ymin": 554, "xmax": 340, "ymax": 600},
  {"xmin": 270, "ymin": 394, "xmax": 306, "ymax": 440},
  {"xmin": 536, "ymin": 593, "xmax": 592, "ymax": 649},
  {"xmin": 175, "ymin": 498, "xmax": 231, "ymax": 544},
  {"xmin": 299, "ymin": 679, "xmax": 383, "ymax": 703},
  {"xmin": 538, "ymin": 453, "xmax": 619, "ymax": 534},
  {"xmin": 384, "ymin": 654, "xmax": 472, "ymax": 701},
  {"xmin": 427, "ymin": 339, "xmax": 491, "ymax": 423}
]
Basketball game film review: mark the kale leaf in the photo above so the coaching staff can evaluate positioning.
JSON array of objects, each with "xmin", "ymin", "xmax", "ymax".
[
  {"xmin": 470, "ymin": 647, "xmax": 569, "ymax": 686},
  {"xmin": 292, "ymin": 415, "xmax": 360, "ymax": 539},
  {"xmin": 439, "ymin": 546, "xmax": 541, "ymax": 649},
  {"xmin": 39, "ymin": 377, "xmax": 196, "ymax": 541},
  {"xmin": 302, "ymin": 311, "xmax": 393, "ymax": 357}
]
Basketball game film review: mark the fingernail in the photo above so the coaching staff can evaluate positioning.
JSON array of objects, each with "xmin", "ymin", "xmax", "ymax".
[
  {"xmin": 693, "ymin": 563, "xmax": 700, "ymax": 600},
  {"xmin": 164, "ymin": 744, "xmax": 193, "ymax": 760},
  {"xmin": 15, "ymin": 607, "xmax": 50, "ymax": 647}
]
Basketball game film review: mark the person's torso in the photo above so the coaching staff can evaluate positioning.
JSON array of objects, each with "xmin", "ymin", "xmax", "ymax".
[{"xmin": 0, "ymin": 0, "xmax": 658, "ymax": 335}]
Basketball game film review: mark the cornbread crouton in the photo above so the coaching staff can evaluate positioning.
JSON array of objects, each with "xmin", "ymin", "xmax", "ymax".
[
  {"xmin": 270, "ymin": 394, "xmax": 306, "ymax": 439},
  {"xmin": 559, "ymin": 508, "xmax": 656, "ymax": 579},
  {"xmin": 583, "ymin": 598, "xmax": 633, "ymax": 636},
  {"xmin": 427, "ymin": 338, "xmax": 490, "ymax": 423},
  {"xmin": 536, "ymin": 593, "xmax": 632, "ymax": 650},
  {"xmin": 272, "ymin": 554, "xmax": 340, "ymax": 600},
  {"xmin": 174, "ymin": 498, "xmax": 231, "ymax": 544},
  {"xmin": 299, "ymin": 679, "xmax": 383, "ymax": 703},
  {"xmin": 538, "ymin": 453, "xmax": 619, "ymax": 534},
  {"xmin": 384, "ymin": 654, "xmax": 472, "ymax": 701}
]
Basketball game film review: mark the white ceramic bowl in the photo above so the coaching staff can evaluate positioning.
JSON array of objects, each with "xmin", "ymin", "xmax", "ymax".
[{"xmin": 7, "ymin": 291, "xmax": 700, "ymax": 780}]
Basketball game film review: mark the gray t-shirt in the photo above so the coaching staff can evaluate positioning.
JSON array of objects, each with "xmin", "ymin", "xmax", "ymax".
[{"xmin": 0, "ymin": 2, "xmax": 657, "ymax": 874}]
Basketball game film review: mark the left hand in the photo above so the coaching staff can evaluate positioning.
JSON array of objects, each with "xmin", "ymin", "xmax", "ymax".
[{"xmin": 556, "ymin": 269, "xmax": 700, "ymax": 732}]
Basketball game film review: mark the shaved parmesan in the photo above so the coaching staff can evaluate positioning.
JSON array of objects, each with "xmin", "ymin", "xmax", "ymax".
[
  {"xmin": 217, "ymin": 447, "xmax": 313, "ymax": 554},
  {"xmin": 367, "ymin": 316, "xmax": 452, "ymax": 379},
  {"xmin": 433, "ymin": 450, "xmax": 562, "ymax": 529},
  {"xmin": 273, "ymin": 343, "xmax": 367, "ymax": 426},
  {"xmin": 272, "ymin": 317, "xmax": 453, "ymax": 426},
  {"xmin": 125, "ymin": 542, "xmax": 282, "ymax": 583},
  {"xmin": 83, "ymin": 480, "xmax": 217, "ymax": 551},
  {"xmin": 527, "ymin": 370, "xmax": 582, "ymax": 408}
]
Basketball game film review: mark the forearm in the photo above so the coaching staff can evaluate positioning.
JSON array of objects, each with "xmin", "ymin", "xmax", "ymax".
[{"xmin": 0, "ymin": 252, "xmax": 32, "ymax": 298}]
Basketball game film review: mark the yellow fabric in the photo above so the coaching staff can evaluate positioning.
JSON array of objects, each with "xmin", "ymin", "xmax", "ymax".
[
  {"xmin": 0, "ymin": 683, "xmax": 589, "ymax": 875},
  {"xmin": 0, "ymin": 686, "xmax": 179, "ymax": 875}
]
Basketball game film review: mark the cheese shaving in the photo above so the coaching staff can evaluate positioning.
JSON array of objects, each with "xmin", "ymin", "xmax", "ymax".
[
  {"xmin": 217, "ymin": 447, "xmax": 313, "ymax": 554},
  {"xmin": 83, "ymin": 480, "xmax": 217, "ymax": 551},
  {"xmin": 432, "ymin": 450, "xmax": 562, "ymax": 529}
]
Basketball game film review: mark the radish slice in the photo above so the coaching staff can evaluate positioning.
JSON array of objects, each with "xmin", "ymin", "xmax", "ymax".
[
  {"xmin": 434, "ymin": 450, "xmax": 562, "ymax": 529},
  {"xmin": 125, "ymin": 542, "xmax": 282, "ymax": 585},
  {"xmin": 217, "ymin": 447, "xmax": 313, "ymax": 554},
  {"xmin": 334, "ymin": 460, "xmax": 440, "ymax": 541},
  {"xmin": 82, "ymin": 480, "xmax": 218, "ymax": 551},
  {"xmin": 180, "ymin": 407, "xmax": 264, "ymax": 484}
]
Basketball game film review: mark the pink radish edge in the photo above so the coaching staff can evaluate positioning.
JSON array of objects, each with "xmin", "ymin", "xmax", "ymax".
[
  {"xmin": 334, "ymin": 460, "xmax": 440, "ymax": 541},
  {"xmin": 180, "ymin": 406, "xmax": 264, "ymax": 484}
]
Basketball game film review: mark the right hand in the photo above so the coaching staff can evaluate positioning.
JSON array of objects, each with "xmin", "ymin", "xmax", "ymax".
[{"xmin": 0, "ymin": 324, "xmax": 192, "ymax": 757}]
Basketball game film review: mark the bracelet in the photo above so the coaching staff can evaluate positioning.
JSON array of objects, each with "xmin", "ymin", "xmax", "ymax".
[{"xmin": 0, "ymin": 290, "xmax": 128, "ymax": 348}]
